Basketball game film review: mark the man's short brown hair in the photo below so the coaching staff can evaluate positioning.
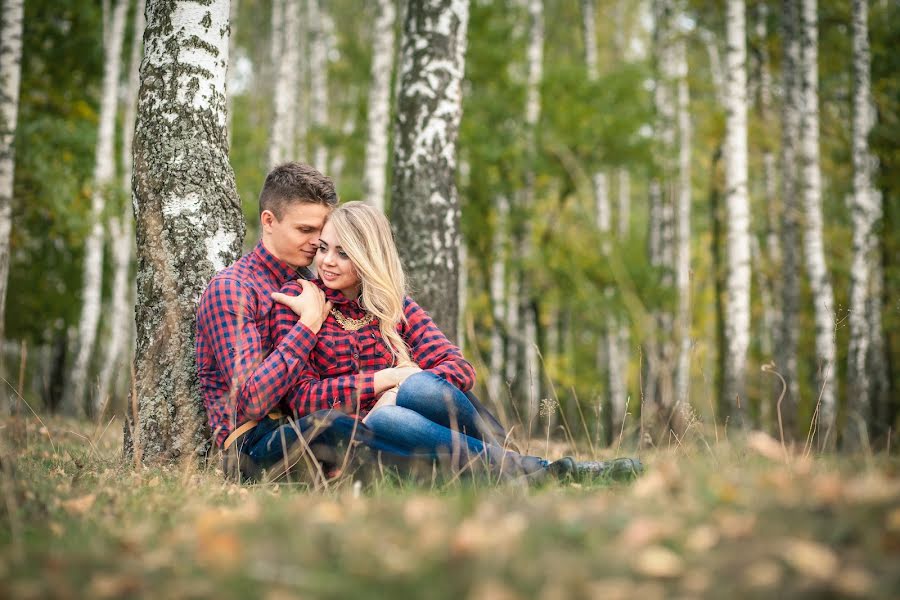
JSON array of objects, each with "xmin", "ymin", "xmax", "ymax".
[{"xmin": 259, "ymin": 162, "xmax": 338, "ymax": 219}]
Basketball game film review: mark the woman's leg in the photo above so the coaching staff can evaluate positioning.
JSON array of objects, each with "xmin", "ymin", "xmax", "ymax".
[
  {"xmin": 364, "ymin": 404, "xmax": 546, "ymax": 476},
  {"xmin": 396, "ymin": 372, "xmax": 505, "ymax": 445}
]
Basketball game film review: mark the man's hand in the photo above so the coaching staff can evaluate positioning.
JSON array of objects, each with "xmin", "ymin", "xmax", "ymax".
[{"xmin": 272, "ymin": 280, "xmax": 332, "ymax": 334}]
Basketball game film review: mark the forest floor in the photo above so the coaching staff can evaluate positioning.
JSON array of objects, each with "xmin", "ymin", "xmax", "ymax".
[{"xmin": 1, "ymin": 416, "xmax": 899, "ymax": 599}]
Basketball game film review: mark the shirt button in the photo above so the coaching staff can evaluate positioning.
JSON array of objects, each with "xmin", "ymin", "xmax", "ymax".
[{"xmin": 352, "ymin": 352, "xmax": 359, "ymax": 359}]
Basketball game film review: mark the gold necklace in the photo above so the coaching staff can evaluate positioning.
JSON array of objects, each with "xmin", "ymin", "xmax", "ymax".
[{"xmin": 330, "ymin": 307, "xmax": 375, "ymax": 331}]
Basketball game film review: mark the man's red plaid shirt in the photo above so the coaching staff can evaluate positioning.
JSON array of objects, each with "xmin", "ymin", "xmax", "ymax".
[
  {"xmin": 270, "ymin": 279, "xmax": 476, "ymax": 418},
  {"xmin": 195, "ymin": 242, "xmax": 316, "ymax": 447}
]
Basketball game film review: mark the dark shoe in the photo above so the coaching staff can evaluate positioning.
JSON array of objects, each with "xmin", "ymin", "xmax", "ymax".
[
  {"xmin": 573, "ymin": 457, "xmax": 643, "ymax": 482},
  {"xmin": 545, "ymin": 456, "xmax": 577, "ymax": 479}
]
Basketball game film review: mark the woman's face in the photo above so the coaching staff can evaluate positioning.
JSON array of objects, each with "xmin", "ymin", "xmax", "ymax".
[{"xmin": 316, "ymin": 220, "xmax": 361, "ymax": 299}]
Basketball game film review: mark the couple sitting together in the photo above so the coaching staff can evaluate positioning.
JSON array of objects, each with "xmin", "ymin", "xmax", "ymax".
[{"xmin": 196, "ymin": 162, "xmax": 641, "ymax": 484}]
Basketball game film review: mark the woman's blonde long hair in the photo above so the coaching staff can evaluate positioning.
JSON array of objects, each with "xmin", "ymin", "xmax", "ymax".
[{"xmin": 328, "ymin": 201, "xmax": 415, "ymax": 367}]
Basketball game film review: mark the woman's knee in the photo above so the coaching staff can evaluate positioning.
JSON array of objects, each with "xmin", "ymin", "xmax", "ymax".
[{"xmin": 397, "ymin": 372, "xmax": 460, "ymax": 408}]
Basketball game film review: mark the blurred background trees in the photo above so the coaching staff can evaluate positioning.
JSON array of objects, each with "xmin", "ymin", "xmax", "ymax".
[{"xmin": 4, "ymin": 0, "xmax": 897, "ymax": 451}]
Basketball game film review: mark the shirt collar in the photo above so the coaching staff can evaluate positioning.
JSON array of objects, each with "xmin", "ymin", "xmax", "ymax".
[
  {"xmin": 314, "ymin": 278, "xmax": 365, "ymax": 309},
  {"xmin": 254, "ymin": 241, "xmax": 313, "ymax": 283}
]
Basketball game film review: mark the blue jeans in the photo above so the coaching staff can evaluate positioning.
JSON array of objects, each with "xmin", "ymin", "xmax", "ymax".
[
  {"xmin": 232, "ymin": 372, "xmax": 546, "ymax": 480},
  {"xmin": 366, "ymin": 372, "xmax": 546, "ymax": 476}
]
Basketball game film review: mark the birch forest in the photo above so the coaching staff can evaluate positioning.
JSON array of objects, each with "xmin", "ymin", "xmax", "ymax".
[{"xmin": 3, "ymin": 0, "xmax": 898, "ymax": 454}]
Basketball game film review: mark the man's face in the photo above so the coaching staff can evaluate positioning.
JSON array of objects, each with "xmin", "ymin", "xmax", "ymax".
[{"xmin": 261, "ymin": 201, "xmax": 331, "ymax": 269}]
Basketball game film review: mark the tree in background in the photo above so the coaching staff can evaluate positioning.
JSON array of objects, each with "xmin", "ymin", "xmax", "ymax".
[
  {"xmin": 69, "ymin": 0, "xmax": 128, "ymax": 415},
  {"xmin": 778, "ymin": 0, "xmax": 802, "ymax": 438},
  {"xmin": 267, "ymin": 0, "xmax": 302, "ymax": 168},
  {"xmin": 130, "ymin": 0, "xmax": 243, "ymax": 463},
  {"xmin": 0, "ymin": 0, "xmax": 24, "ymax": 349},
  {"xmin": 721, "ymin": 0, "xmax": 750, "ymax": 426},
  {"xmin": 362, "ymin": 0, "xmax": 396, "ymax": 212},
  {"xmin": 844, "ymin": 0, "xmax": 879, "ymax": 449},
  {"xmin": 391, "ymin": 0, "xmax": 470, "ymax": 339},
  {"xmin": 798, "ymin": 0, "xmax": 837, "ymax": 448},
  {"xmin": 97, "ymin": 0, "xmax": 146, "ymax": 413}
]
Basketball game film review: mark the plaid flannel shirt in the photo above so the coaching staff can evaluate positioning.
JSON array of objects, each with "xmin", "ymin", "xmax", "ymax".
[
  {"xmin": 196, "ymin": 242, "xmax": 316, "ymax": 447},
  {"xmin": 270, "ymin": 279, "xmax": 476, "ymax": 418}
]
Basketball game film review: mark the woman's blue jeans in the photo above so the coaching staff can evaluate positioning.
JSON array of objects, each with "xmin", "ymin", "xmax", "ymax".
[{"xmin": 365, "ymin": 372, "xmax": 546, "ymax": 476}]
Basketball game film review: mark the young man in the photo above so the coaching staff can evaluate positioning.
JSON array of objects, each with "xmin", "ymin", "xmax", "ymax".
[{"xmin": 195, "ymin": 162, "xmax": 336, "ymax": 479}]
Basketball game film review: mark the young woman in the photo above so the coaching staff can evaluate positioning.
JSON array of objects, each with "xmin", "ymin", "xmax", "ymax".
[{"xmin": 269, "ymin": 202, "xmax": 640, "ymax": 481}]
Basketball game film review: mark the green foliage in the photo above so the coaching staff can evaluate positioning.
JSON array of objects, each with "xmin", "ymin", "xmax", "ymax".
[{"xmin": 9, "ymin": 0, "xmax": 104, "ymax": 342}]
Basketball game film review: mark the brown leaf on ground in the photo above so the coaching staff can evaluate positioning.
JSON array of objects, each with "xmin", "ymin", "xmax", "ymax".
[
  {"xmin": 779, "ymin": 538, "xmax": 838, "ymax": 581},
  {"xmin": 632, "ymin": 545, "xmax": 684, "ymax": 578},
  {"xmin": 618, "ymin": 517, "xmax": 678, "ymax": 549}
]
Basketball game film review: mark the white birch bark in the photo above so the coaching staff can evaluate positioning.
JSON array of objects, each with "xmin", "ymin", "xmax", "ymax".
[
  {"xmin": 582, "ymin": 0, "xmax": 598, "ymax": 81},
  {"xmin": 390, "ymin": 0, "xmax": 469, "ymax": 338},
  {"xmin": 721, "ymin": 0, "xmax": 751, "ymax": 425},
  {"xmin": 844, "ymin": 0, "xmax": 877, "ymax": 448},
  {"xmin": 617, "ymin": 169, "xmax": 630, "ymax": 238},
  {"xmin": 363, "ymin": 0, "xmax": 396, "ymax": 212},
  {"xmin": 268, "ymin": 0, "xmax": 300, "ymax": 167},
  {"xmin": 674, "ymin": 39, "xmax": 692, "ymax": 410},
  {"xmin": 778, "ymin": 0, "xmax": 802, "ymax": 434},
  {"xmin": 308, "ymin": 0, "xmax": 329, "ymax": 171},
  {"xmin": 488, "ymin": 195, "xmax": 508, "ymax": 404},
  {"xmin": 799, "ymin": 0, "xmax": 837, "ymax": 446},
  {"xmin": 226, "ymin": 0, "xmax": 238, "ymax": 144},
  {"xmin": 131, "ymin": 0, "xmax": 244, "ymax": 462},
  {"xmin": 521, "ymin": 0, "xmax": 544, "ymax": 423},
  {"xmin": 0, "ymin": 0, "xmax": 24, "ymax": 345},
  {"xmin": 70, "ymin": 0, "xmax": 129, "ymax": 414},
  {"xmin": 97, "ymin": 0, "xmax": 146, "ymax": 414}
]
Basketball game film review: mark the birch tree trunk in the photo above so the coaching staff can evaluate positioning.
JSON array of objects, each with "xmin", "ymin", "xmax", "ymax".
[
  {"xmin": 268, "ymin": 0, "xmax": 300, "ymax": 167},
  {"xmin": 520, "ymin": 0, "xmax": 544, "ymax": 424},
  {"xmin": 131, "ymin": 0, "xmax": 244, "ymax": 463},
  {"xmin": 308, "ymin": 0, "xmax": 329, "ymax": 171},
  {"xmin": 488, "ymin": 194, "xmax": 508, "ymax": 404},
  {"xmin": 722, "ymin": 0, "xmax": 751, "ymax": 426},
  {"xmin": 363, "ymin": 0, "xmax": 396, "ymax": 212},
  {"xmin": 844, "ymin": 0, "xmax": 877, "ymax": 449},
  {"xmin": 647, "ymin": 0, "xmax": 677, "ymax": 428},
  {"xmin": 70, "ymin": 0, "xmax": 129, "ymax": 415},
  {"xmin": 226, "ymin": 0, "xmax": 238, "ymax": 144},
  {"xmin": 0, "ymin": 0, "xmax": 24, "ymax": 347},
  {"xmin": 390, "ymin": 0, "xmax": 469, "ymax": 338},
  {"xmin": 799, "ymin": 0, "xmax": 837, "ymax": 448},
  {"xmin": 674, "ymin": 39, "xmax": 692, "ymax": 413},
  {"xmin": 97, "ymin": 0, "xmax": 146, "ymax": 414},
  {"xmin": 778, "ymin": 0, "xmax": 802, "ymax": 437},
  {"xmin": 582, "ymin": 0, "xmax": 626, "ymax": 438}
]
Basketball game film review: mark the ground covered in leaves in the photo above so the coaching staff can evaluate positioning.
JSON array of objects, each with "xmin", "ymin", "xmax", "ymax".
[{"xmin": 1, "ymin": 417, "xmax": 899, "ymax": 599}]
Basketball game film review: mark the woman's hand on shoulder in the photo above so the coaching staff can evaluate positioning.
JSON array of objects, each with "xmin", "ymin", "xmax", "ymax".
[{"xmin": 271, "ymin": 280, "xmax": 332, "ymax": 333}]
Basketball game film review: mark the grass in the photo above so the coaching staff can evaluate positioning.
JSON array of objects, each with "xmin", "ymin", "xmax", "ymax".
[{"xmin": 2, "ymin": 416, "xmax": 899, "ymax": 599}]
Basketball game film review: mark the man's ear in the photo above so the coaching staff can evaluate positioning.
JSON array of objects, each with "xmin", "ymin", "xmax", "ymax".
[{"xmin": 260, "ymin": 209, "xmax": 276, "ymax": 232}]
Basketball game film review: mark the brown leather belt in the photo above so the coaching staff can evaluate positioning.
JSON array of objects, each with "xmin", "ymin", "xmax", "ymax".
[{"xmin": 222, "ymin": 411, "xmax": 284, "ymax": 450}]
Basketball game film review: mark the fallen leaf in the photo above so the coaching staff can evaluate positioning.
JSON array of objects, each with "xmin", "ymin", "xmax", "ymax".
[
  {"xmin": 779, "ymin": 539, "xmax": 838, "ymax": 581},
  {"xmin": 632, "ymin": 546, "xmax": 684, "ymax": 578},
  {"xmin": 619, "ymin": 517, "xmax": 677, "ymax": 549}
]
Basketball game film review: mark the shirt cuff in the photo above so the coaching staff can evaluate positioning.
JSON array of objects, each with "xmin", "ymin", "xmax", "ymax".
[{"xmin": 280, "ymin": 321, "xmax": 317, "ymax": 359}]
